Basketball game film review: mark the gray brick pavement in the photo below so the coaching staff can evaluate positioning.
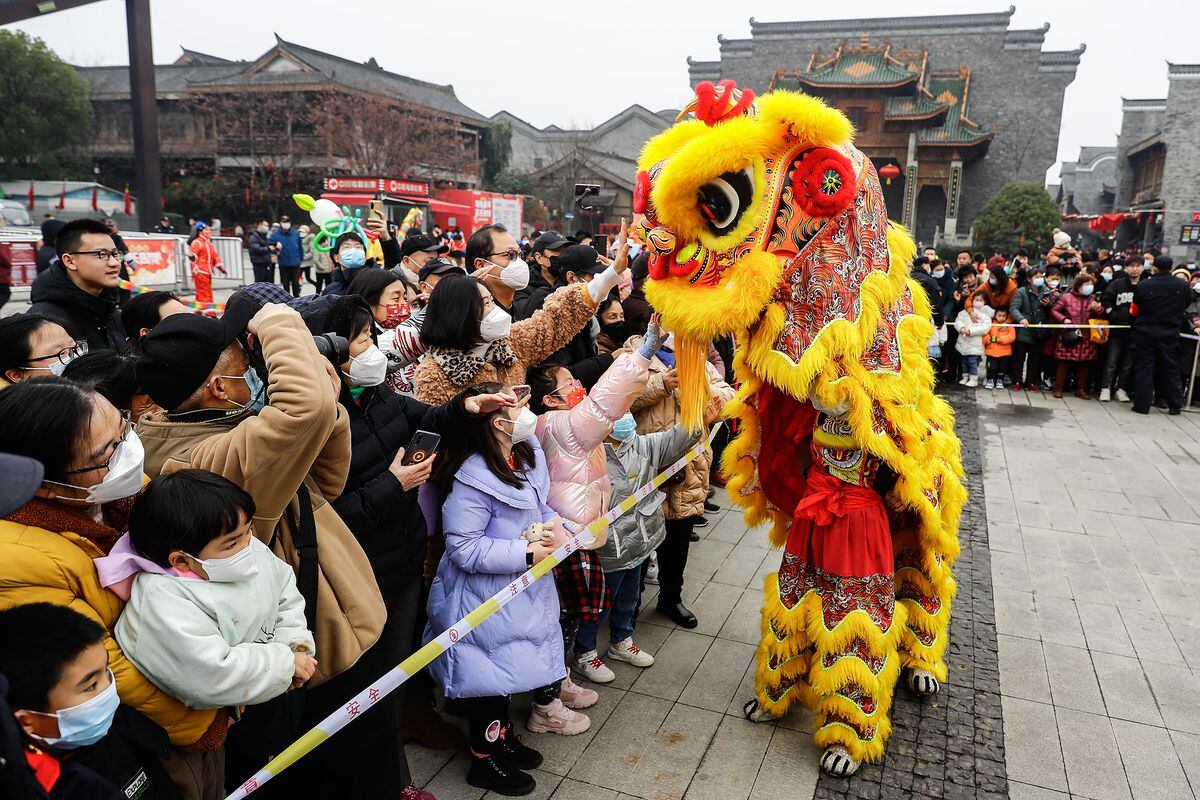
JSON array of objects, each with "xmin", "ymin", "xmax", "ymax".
[
  {"xmin": 408, "ymin": 387, "xmax": 1012, "ymax": 800},
  {"xmin": 978, "ymin": 386, "xmax": 1200, "ymax": 800}
]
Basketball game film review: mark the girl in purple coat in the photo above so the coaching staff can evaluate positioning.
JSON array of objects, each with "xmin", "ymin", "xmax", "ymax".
[{"xmin": 425, "ymin": 383, "xmax": 582, "ymax": 796}]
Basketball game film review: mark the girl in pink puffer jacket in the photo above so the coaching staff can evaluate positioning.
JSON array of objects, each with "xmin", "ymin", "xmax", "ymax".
[{"xmin": 522, "ymin": 317, "xmax": 667, "ymax": 725}]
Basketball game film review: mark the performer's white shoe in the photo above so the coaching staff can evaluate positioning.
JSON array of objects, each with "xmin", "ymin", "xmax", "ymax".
[
  {"xmin": 907, "ymin": 669, "xmax": 941, "ymax": 696},
  {"xmin": 820, "ymin": 745, "xmax": 861, "ymax": 777},
  {"xmin": 741, "ymin": 699, "xmax": 778, "ymax": 723}
]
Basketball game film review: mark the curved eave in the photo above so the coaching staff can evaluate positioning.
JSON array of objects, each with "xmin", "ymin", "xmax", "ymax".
[
  {"xmin": 798, "ymin": 75, "xmax": 917, "ymax": 90},
  {"xmin": 885, "ymin": 107, "xmax": 949, "ymax": 123},
  {"xmin": 918, "ymin": 132, "xmax": 994, "ymax": 151}
]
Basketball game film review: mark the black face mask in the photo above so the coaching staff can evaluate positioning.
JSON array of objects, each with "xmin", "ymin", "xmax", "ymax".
[{"xmin": 601, "ymin": 321, "xmax": 630, "ymax": 347}]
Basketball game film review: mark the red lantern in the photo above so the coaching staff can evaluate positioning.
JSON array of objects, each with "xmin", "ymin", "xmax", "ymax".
[{"xmin": 878, "ymin": 163, "xmax": 901, "ymax": 185}]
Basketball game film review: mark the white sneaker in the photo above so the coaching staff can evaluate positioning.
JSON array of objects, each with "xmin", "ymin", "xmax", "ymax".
[
  {"xmin": 966, "ymin": 375, "xmax": 978, "ymax": 388},
  {"xmin": 958, "ymin": 375, "xmax": 970, "ymax": 386},
  {"xmin": 1116, "ymin": 388, "xmax": 1131, "ymax": 402},
  {"xmin": 573, "ymin": 650, "xmax": 615, "ymax": 684},
  {"xmin": 608, "ymin": 638, "xmax": 655, "ymax": 668},
  {"xmin": 644, "ymin": 554, "xmax": 659, "ymax": 585},
  {"xmin": 1100, "ymin": 388, "xmax": 1111, "ymax": 402}
]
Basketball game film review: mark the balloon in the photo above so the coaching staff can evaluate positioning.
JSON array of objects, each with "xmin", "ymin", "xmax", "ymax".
[
  {"xmin": 293, "ymin": 193, "xmax": 316, "ymax": 212},
  {"xmin": 309, "ymin": 199, "xmax": 343, "ymax": 228}
]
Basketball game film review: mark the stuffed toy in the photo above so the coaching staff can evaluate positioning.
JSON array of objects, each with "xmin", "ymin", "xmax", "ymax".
[{"xmin": 635, "ymin": 79, "xmax": 966, "ymax": 777}]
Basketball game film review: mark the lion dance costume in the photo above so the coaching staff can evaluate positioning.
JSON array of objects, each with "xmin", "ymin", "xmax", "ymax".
[{"xmin": 634, "ymin": 81, "xmax": 966, "ymax": 773}]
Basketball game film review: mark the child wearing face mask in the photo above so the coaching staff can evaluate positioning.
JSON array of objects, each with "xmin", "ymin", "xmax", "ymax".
[
  {"xmin": 983, "ymin": 308, "xmax": 1016, "ymax": 389},
  {"xmin": 954, "ymin": 296, "xmax": 993, "ymax": 387},
  {"xmin": 573, "ymin": 412, "xmax": 711, "ymax": 683},
  {"xmin": 0, "ymin": 603, "xmax": 181, "ymax": 800},
  {"xmin": 522, "ymin": 318, "xmax": 665, "ymax": 712},
  {"xmin": 425, "ymin": 383, "xmax": 575, "ymax": 796},
  {"xmin": 95, "ymin": 471, "xmax": 315, "ymax": 748}
]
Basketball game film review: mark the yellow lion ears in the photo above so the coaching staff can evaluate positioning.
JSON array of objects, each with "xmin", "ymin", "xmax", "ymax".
[{"xmin": 756, "ymin": 91, "xmax": 855, "ymax": 149}]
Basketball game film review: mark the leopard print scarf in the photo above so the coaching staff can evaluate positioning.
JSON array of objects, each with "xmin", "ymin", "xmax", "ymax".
[{"xmin": 430, "ymin": 339, "xmax": 518, "ymax": 387}]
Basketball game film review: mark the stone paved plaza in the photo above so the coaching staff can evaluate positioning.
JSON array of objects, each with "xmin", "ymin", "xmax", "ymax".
[{"xmin": 400, "ymin": 385, "xmax": 1200, "ymax": 800}]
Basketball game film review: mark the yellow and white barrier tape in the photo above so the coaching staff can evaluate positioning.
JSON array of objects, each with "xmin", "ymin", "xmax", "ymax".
[{"xmin": 226, "ymin": 423, "xmax": 721, "ymax": 799}]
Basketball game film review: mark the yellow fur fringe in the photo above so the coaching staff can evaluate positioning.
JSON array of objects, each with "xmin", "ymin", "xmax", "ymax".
[
  {"xmin": 674, "ymin": 335, "xmax": 711, "ymax": 432},
  {"xmin": 754, "ymin": 572, "xmax": 905, "ymax": 763}
]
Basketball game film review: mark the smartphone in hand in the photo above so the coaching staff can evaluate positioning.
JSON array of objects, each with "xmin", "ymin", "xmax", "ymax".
[{"xmin": 401, "ymin": 430, "xmax": 441, "ymax": 466}]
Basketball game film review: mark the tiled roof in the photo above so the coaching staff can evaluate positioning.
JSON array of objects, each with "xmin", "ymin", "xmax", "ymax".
[
  {"xmin": 797, "ymin": 52, "xmax": 919, "ymax": 88},
  {"xmin": 73, "ymin": 38, "xmax": 485, "ymax": 122},
  {"xmin": 884, "ymin": 94, "xmax": 948, "ymax": 120},
  {"xmin": 918, "ymin": 69, "xmax": 993, "ymax": 146}
]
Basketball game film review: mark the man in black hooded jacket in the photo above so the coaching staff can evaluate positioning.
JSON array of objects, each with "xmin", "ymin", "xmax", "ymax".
[{"xmin": 27, "ymin": 219, "xmax": 126, "ymax": 352}]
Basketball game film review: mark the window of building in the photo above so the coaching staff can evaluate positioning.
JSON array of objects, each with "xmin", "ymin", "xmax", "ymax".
[{"xmin": 843, "ymin": 106, "xmax": 868, "ymax": 129}]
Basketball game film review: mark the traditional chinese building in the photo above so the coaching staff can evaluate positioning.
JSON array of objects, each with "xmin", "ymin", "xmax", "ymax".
[
  {"xmin": 687, "ymin": 7, "xmax": 1084, "ymax": 248},
  {"xmin": 1109, "ymin": 64, "xmax": 1200, "ymax": 261}
]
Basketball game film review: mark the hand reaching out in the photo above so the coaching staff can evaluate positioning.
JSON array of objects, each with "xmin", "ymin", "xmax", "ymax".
[
  {"xmin": 465, "ymin": 391, "xmax": 516, "ymax": 416},
  {"xmin": 611, "ymin": 218, "xmax": 630, "ymax": 275},
  {"xmin": 662, "ymin": 368, "xmax": 680, "ymax": 392}
]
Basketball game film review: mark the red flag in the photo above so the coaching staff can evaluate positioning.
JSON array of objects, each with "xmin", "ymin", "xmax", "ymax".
[
  {"xmin": 27, "ymin": 181, "xmax": 35, "ymax": 211},
  {"xmin": 91, "ymin": 184, "xmax": 98, "ymax": 211},
  {"xmin": 56, "ymin": 183, "xmax": 66, "ymax": 210},
  {"xmin": 123, "ymin": 185, "xmax": 132, "ymax": 216}
]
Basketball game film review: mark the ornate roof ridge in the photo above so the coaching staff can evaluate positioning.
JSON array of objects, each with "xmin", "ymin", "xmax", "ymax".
[{"xmin": 748, "ymin": 6, "xmax": 1015, "ymax": 36}]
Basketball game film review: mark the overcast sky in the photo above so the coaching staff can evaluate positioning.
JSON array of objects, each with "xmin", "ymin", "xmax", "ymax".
[{"xmin": 6, "ymin": 0, "xmax": 1197, "ymax": 182}]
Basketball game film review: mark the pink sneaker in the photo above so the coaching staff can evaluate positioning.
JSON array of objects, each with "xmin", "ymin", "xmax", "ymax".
[
  {"xmin": 559, "ymin": 675, "xmax": 598, "ymax": 710},
  {"xmin": 526, "ymin": 698, "xmax": 590, "ymax": 736}
]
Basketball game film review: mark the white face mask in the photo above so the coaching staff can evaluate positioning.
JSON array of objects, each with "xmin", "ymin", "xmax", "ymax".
[
  {"xmin": 346, "ymin": 344, "xmax": 387, "ymax": 387},
  {"xmin": 45, "ymin": 429, "xmax": 146, "ymax": 506},
  {"xmin": 493, "ymin": 258, "xmax": 530, "ymax": 290},
  {"xmin": 479, "ymin": 305, "xmax": 512, "ymax": 342},
  {"xmin": 500, "ymin": 407, "xmax": 538, "ymax": 445},
  {"xmin": 190, "ymin": 542, "xmax": 259, "ymax": 583}
]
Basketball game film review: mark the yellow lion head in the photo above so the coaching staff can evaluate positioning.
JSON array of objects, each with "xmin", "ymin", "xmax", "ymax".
[{"xmin": 637, "ymin": 80, "xmax": 963, "ymax": 561}]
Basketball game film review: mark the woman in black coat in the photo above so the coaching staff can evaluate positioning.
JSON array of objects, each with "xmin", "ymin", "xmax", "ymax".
[{"xmin": 305, "ymin": 295, "xmax": 511, "ymax": 795}]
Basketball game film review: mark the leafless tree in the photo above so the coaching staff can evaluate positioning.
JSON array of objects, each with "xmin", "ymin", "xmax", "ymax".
[{"xmin": 312, "ymin": 92, "xmax": 476, "ymax": 182}]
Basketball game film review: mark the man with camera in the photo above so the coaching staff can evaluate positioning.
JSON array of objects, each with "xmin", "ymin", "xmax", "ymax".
[{"xmin": 134, "ymin": 296, "xmax": 387, "ymax": 787}]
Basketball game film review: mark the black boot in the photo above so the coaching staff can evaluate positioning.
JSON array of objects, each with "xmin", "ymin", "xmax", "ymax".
[
  {"xmin": 467, "ymin": 753, "xmax": 536, "ymax": 796},
  {"xmin": 495, "ymin": 726, "xmax": 543, "ymax": 770}
]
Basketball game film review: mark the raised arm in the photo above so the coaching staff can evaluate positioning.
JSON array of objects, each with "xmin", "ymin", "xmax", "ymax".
[{"xmin": 187, "ymin": 306, "xmax": 340, "ymax": 533}]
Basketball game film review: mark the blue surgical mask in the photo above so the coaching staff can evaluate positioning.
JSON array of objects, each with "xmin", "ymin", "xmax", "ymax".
[
  {"xmin": 26, "ymin": 669, "xmax": 120, "ymax": 750},
  {"xmin": 1032, "ymin": 277, "xmax": 1045, "ymax": 288},
  {"xmin": 612, "ymin": 413, "xmax": 637, "ymax": 442},
  {"xmin": 1080, "ymin": 284, "xmax": 1095, "ymax": 296},
  {"xmin": 217, "ymin": 368, "xmax": 266, "ymax": 413},
  {"xmin": 988, "ymin": 278, "xmax": 997, "ymax": 286},
  {"xmin": 340, "ymin": 248, "xmax": 366, "ymax": 269}
]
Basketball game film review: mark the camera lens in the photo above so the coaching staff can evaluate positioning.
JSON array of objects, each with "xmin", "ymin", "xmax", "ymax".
[{"xmin": 313, "ymin": 333, "xmax": 350, "ymax": 366}]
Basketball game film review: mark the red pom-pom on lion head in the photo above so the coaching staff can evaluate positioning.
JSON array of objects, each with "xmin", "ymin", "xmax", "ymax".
[{"xmin": 792, "ymin": 147, "xmax": 857, "ymax": 218}]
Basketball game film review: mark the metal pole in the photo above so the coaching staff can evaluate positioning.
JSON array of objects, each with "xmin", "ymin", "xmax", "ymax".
[
  {"xmin": 1187, "ymin": 334, "xmax": 1199, "ymax": 409},
  {"xmin": 125, "ymin": 0, "xmax": 162, "ymax": 232}
]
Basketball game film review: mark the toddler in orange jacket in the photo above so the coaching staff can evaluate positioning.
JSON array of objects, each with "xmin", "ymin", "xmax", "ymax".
[{"xmin": 984, "ymin": 307, "xmax": 1016, "ymax": 388}]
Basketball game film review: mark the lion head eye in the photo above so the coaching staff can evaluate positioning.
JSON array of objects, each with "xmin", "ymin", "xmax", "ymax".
[{"xmin": 697, "ymin": 167, "xmax": 754, "ymax": 236}]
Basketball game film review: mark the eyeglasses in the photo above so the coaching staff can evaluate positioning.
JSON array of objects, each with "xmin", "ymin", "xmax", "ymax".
[
  {"xmin": 27, "ymin": 340, "xmax": 89, "ymax": 367},
  {"xmin": 488, "ymin": 250, "xmax": 521, "ymax": 262},
  {"xmin": 69, "ymin": 249, "xmax": 124, "ymax": 262},
  {"xmin": 62, "ymin": 410, "xmax": 133, "ymax": 475}
]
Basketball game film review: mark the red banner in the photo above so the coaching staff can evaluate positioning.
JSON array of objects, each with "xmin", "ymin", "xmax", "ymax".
[
  {"xmin": 125, "ymin": 238, "xmax": 177, "ymax": 286},
  {"xmin": 322, "ymin": 176, "xmax": 430, "ymax": 197},
  {"xmin": 0, "ymin": 240, "xmax": 39, "ymax": 287}
]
